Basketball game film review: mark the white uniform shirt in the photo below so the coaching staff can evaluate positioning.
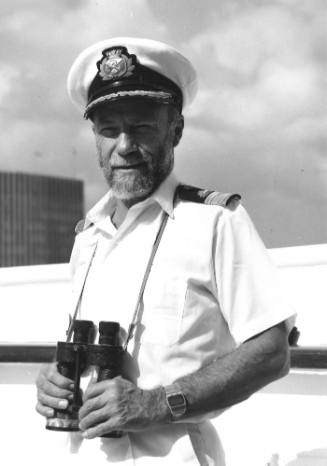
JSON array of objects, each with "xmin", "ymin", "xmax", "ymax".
[{"xmin": 64, "ymin": 173, "xmax": 294, "ymax": 466}]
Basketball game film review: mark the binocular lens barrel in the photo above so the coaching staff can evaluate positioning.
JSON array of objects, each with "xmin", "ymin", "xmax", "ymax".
[
  {"xmin": 97, "ymin": 322, "xmax": 122, "ymax": 439},
  {"xmin": 99, "ymin": 321, "xmax": 120, "ymax": 345},
  {"xmin": 73, "ymin": 319, "xmax": 95, "ymax": 344},
  {"xmin": 46, "ymin": 320, "xmax": 96, "ymax": 432}
]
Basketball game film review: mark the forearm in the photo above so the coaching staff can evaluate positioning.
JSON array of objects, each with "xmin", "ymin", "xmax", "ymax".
[
  {"xmin": 78, "ymin": 322, "xmax": 290, "ymax": 435},
  {"xmin": 150, "ymin": 322, "xmax": 290, "ymax": 422}
]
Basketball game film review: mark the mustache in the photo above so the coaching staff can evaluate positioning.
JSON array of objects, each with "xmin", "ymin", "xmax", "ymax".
[
  {"xmin": 111, "ymin": 150, "xmax": 146, "ymax": 167},
  {"xmin": 111, "ymin": 163, "xmax": 147, "ymax": 169},
  {"xmin": 100, "ymin": 149, "xmax": 151, "ymax": 169}
]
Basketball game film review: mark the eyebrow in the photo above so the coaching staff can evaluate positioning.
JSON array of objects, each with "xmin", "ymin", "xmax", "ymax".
[
  {"xmin": 98, "ymin": 119, "xmax": 117, "ymax": 125},
  {"xmin": 98, "ymin": 115, "xmax": 157, "ymax": 125}
]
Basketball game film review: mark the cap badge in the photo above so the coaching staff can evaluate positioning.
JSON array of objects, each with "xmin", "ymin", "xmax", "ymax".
[{"xmin": 98, "ymin": 47, "xmax": 135, "ymax": 81}]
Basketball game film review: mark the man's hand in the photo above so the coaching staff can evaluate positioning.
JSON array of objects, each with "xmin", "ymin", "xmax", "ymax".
[
  {"xmin": 79, "ymin": 376, "xmax": 168, "ymax": 438},
  {"xmin": 35, "ymin": 362, "xmax": 74, "ymax": 418}
]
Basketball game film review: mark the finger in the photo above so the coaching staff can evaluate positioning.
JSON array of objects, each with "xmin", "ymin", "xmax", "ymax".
[
  {"xmin": 47, "ymin": 366, "xmax": 75, "ymax": 388},
  {"xmin": 79, "ymin": 406, "xmax": 110, "ymax": 431},
  {"xmin": 38, "ymin": 378, "xmax": 73, "ymax": 399},
  {"xmin": 36, "ymin": 364, "xmax": 74, "ymax": 392},
  {"xmin": 37, "ymin": 391, "xmax": 71, "ymax": 411},
  {"xmin": 79, "ymin": 393, "xmax": 107, "ymax": 419},
  {"xmin": 35, "ymin": 402, "xmax": 55, "ymax": 418},
  {"xmin": 81, "ymin": 419, "xmax": 120, "ymax": 439},
  {"xmin": 83, "ymin": 379, "xmax": 116, "ymax": 402}
]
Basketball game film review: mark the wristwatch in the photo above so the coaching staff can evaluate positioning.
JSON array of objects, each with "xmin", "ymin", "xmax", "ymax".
[{"xmin": 164, "ymin": 383, "xmax": 187, "ymax": 421}]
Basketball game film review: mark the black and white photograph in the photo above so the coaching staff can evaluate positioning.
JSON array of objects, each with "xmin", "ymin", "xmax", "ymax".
[{"xmin": 0, "ymin": 1, "xmax": 326, "ymax": 465}]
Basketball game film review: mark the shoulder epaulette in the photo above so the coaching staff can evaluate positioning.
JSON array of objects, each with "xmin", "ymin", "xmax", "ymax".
[{"xmin": 176, "ymin": 184, "xmax": 241, "ymax": 210}]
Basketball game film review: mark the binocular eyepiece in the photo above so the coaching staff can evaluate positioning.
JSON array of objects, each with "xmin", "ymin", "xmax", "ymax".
[{"xmin": 46, "ymin": 320, "xmax": 124, "ymax": 437}]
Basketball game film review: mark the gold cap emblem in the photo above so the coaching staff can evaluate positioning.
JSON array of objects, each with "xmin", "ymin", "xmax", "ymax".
[{"xmin": 98, "ymin": 47, "xmax": 135, "ymax": 81}]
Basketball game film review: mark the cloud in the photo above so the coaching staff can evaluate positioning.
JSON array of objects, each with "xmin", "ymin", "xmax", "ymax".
[
  {"xmin": 0, "ymin": 0, "xmax": 326, "ymax": 247},
  {"xmin": 187, "ymin": 62, "xmax": 319, "ymax": 130},
  {"xmin": 187, "ymin": 3, "xmax": 324, "ymax": 125},
  {"xmin": 176, "ymin": 2, "xmax": 326, "ymax": 247},
  {"xmin": 0, "ymin": 0, "xmax": 164, "ymax": 207}
]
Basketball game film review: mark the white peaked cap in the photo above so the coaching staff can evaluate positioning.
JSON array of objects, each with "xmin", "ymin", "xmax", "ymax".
[{"xmin": 67, "ymin": 37, "xmax": 198, "ymax": 117}]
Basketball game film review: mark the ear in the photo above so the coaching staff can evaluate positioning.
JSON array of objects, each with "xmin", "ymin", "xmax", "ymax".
[{"xmin": 173, "ymin": 115, "xmax": 184, "ymax": 147}]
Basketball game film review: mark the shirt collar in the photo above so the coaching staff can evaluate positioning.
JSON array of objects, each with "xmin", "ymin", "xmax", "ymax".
[
  {"xmin": 151, "ymin": 171, "xmax": 178, "ymax": 218},
  {"xmin": 84, "ymin": 172, "xmax": 179, "ymax": 230}
]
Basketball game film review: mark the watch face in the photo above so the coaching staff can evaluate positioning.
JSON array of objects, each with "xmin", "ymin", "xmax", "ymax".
[
  {"xmin": 169, "ymin": 394, "xmax": 185, "ymax": 408},
  {"xmin": 165, "ymin": 384, "xmax": 187, "ymax": 418}
]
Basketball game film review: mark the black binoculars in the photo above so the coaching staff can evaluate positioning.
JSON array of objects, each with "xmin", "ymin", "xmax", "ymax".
[{"xmin": 46, "ymin": 319, "xmax": 124, "ymax": 437}]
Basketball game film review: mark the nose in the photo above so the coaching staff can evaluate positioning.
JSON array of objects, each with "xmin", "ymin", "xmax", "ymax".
[{"xmin": 116, "ymin": 132, "xmax": 137, "ymax": 157}]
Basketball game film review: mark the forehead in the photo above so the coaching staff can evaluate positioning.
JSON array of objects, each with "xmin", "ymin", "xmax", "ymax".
[{"xmin": 91, "ymin": 98, "xmax": 169, "ymax": 123}]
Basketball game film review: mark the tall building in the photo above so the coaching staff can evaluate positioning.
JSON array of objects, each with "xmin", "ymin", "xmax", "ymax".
[{"xmin": 0, "ymin": 172, "xmax": 84, "ymax": 266}]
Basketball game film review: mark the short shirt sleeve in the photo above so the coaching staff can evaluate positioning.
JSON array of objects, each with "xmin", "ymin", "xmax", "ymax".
[{"xmin": 214, "ymin": 205, "xmax": 295, "ymax": 345}]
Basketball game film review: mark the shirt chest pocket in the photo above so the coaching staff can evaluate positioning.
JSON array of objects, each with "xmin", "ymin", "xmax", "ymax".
[{"xmin": 138, "ymin": 276, "xmax": 187, "ymax": 347}]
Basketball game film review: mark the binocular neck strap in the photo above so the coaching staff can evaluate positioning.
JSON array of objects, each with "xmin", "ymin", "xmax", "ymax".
[
  {"xmin": 66, "ymin": 242, "xmax": 99, "ymax": 342},
  {"xmin": 66, "ymin": 210, "xmax": 169, "ymax": 347},
  {"xmin": 124, "ymin": 210, "xmax": 169, "ymax": 351}
]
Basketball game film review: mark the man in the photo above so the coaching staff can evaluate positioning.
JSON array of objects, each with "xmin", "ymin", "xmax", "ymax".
[{"xmin": 36, "ymin": 38, "xmax": 295, "ymax": 465}]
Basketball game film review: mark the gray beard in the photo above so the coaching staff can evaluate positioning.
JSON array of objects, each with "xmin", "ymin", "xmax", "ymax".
[
  {"xmin": 98, "ymin": 146, "xmax": 174, "ymax": 203},
  {"xmin": 108, "ymin": 167, "xmax": 158, "ymax": 201}
]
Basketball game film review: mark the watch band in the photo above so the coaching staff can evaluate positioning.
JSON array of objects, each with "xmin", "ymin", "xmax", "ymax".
[{"xmin": 164, "ymin": 383, "xmax": 187, "ymax": 421}]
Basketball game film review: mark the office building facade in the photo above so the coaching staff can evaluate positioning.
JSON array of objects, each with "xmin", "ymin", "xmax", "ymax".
[{"xmin": 0, "ymin": 172, "xmax": 84, "ymax": 266}]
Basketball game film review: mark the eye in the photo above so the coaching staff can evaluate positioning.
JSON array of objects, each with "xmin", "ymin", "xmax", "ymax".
[
  {"xmin": 133, "ymin": 123, "xmax": 154, "ymax": 132},
  {"xmin": 100, "ymin": 127, "xmax": 119, "ymax": 137}
]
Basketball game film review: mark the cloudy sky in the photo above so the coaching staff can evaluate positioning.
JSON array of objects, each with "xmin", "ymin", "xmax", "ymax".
[{"xmin": 0, "ymin": 0, "xmax": 326, "ymax": 247}]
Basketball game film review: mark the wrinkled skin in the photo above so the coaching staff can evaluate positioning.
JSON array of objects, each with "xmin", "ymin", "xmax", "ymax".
[
  {"xmin": 35, "ymin": 364, "xmax": 167, "ymax": 437},
  {"xmin": 92, "ymin": 98, "xmax": 184, "ymax": 207},
  {"xmin": 78, "ymin": 376, "xmax": 166, "ymax": 438}
]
